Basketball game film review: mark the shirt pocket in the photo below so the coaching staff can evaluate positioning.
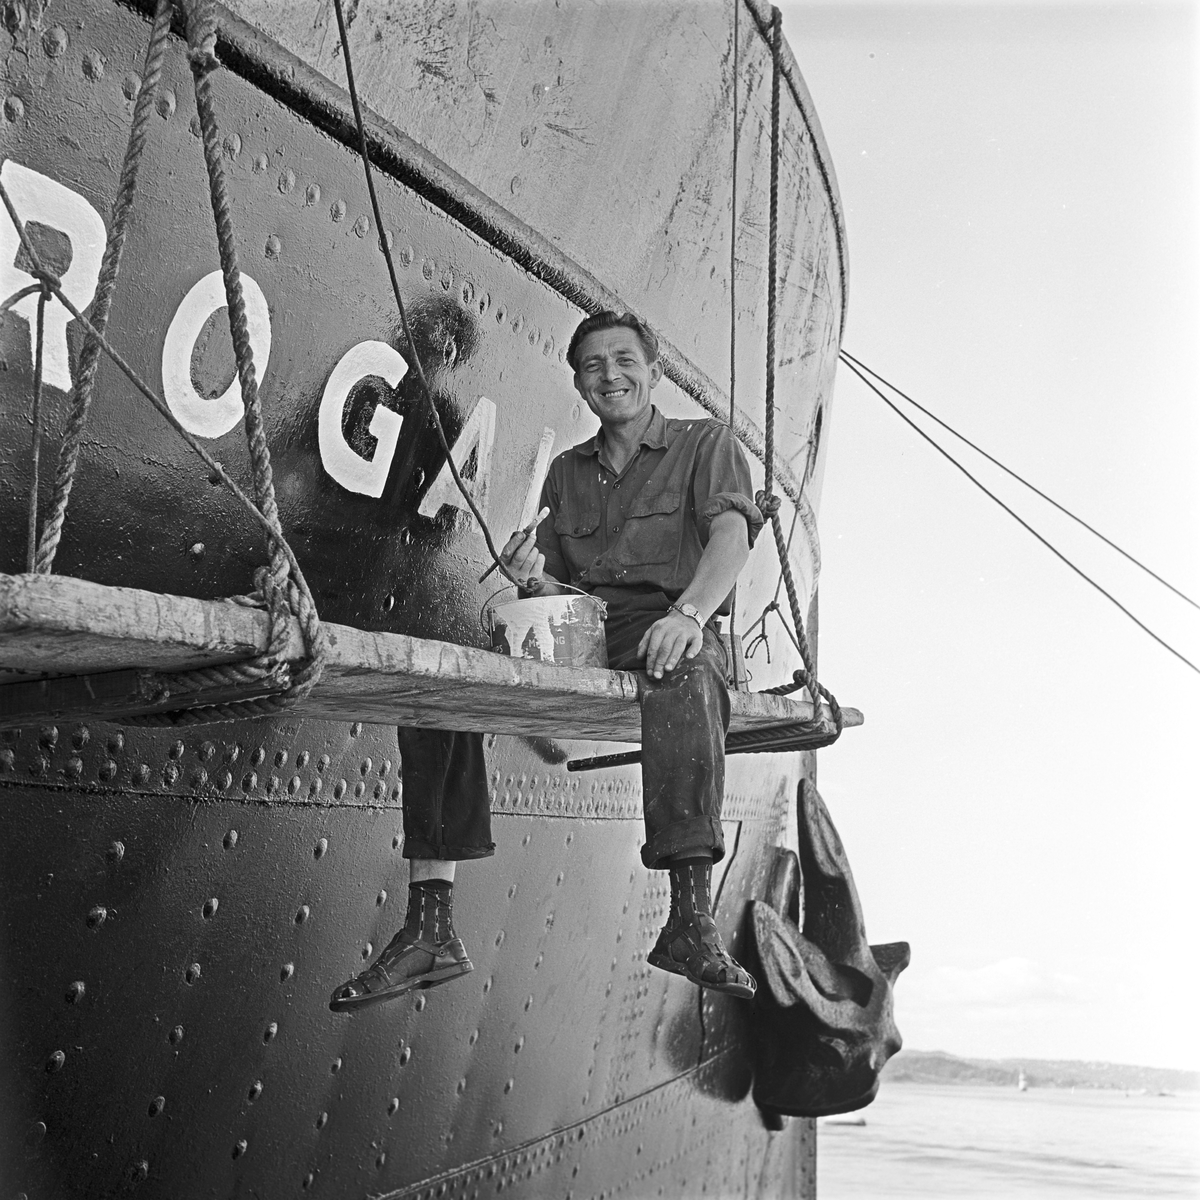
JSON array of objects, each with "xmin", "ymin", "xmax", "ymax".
[
  {"xmin": 553, "ymin": 504, "xmax": 602, "ymax": 577},
  {"xmin": 618, "ymin": 489, "xmax": 682, "ymax": 565}
]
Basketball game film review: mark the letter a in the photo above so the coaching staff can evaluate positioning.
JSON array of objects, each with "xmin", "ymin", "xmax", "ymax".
[{"xmin": 418, "ymin": 396, "xmax": 497, "ymax": 519}]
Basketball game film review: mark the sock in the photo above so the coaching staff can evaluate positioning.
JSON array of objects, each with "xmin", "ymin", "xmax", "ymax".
[
  {"xmin": 404, "ymin": 879, "xmax": 456, "ymax": 944},
  {"xmin": 667, "ymin": 856, "xmax": 713, "ymax": 926}
]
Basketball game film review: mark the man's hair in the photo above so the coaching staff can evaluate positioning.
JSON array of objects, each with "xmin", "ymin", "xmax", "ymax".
[{"xmin": 566, "ymin": 311, "xmax": 660, "ymax": 372}]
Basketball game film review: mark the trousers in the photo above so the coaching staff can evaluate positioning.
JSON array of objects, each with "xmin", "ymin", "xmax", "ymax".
[{"xmin": 398, "ymin": 600, "xmax": 733, "ymax": 870}]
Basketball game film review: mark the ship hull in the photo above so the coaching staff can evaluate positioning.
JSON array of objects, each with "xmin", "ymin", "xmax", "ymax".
[{"xmin": 0, "ymin": 1, "xmax": 845, "ymax": 1195}]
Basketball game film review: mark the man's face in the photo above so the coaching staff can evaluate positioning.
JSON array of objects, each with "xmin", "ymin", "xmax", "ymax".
[{"xmin": 572, "ymin": 327, "xmax": 662, "ymax": 427}]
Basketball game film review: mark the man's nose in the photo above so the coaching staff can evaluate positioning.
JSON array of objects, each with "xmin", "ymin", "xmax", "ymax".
[{"xmin": 600, "ymin": 357, "xmax": 620, "ymax": 380}]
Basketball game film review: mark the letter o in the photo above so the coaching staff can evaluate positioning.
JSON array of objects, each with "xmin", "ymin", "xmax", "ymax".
[{"xmin": 161, "ymin": 270, "xmax": 272, "ymax": 438}]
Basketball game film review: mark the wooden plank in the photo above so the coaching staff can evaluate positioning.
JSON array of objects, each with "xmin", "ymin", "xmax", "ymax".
[{"xmin": 0, "ymin": 573, "xmax": 862, "ymax": 743}]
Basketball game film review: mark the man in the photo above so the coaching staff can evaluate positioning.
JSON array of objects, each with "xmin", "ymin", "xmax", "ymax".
[{"xmin": 330, "ymin": 310, "xmax": 761, "ymax": 1011}]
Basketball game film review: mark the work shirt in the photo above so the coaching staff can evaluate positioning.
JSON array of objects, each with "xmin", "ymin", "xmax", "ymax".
[{"xmin": 535, "ymin": 407, "xmax": 763, "ymax": 615}]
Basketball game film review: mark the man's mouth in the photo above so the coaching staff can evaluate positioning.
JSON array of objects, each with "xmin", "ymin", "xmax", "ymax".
[{"xmin": 600, "ymin": 387, "xmax": 630, "ymax": 398}]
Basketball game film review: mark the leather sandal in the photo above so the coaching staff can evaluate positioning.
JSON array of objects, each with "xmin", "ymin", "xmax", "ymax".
[
  {"xmin": 329, "ymin": 929, "xmax": 473, "ymax": 1012},
  {"xmin": 648, "ymin": 913, "xmax": 757, "ymax": 1000}
]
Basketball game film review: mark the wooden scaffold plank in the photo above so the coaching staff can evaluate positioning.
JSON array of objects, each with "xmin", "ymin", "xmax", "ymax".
[{"xmin": 0, "ymin": 573, "xmax": 861, "ymax": 743}]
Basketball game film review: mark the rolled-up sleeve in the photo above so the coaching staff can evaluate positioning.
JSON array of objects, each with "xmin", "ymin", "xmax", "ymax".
[{"xmin": 692, "ymin": 424, "xmax": 764, "ymax": 547}]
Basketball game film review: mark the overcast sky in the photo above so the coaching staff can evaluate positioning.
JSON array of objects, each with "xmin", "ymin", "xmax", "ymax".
[{"xmin": 781, "ymin": 1, "xmax": 1198, "ymax": 1070}]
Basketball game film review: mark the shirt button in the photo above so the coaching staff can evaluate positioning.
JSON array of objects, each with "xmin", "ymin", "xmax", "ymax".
[{"xmin": 612, "ymin": 526, "xmax": 619, "ymax": 533}]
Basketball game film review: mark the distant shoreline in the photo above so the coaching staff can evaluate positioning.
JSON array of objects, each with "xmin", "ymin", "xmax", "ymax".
[{"xmin": 885, "ymin": 1049, "xmax": 1200, "ymax": 1093}]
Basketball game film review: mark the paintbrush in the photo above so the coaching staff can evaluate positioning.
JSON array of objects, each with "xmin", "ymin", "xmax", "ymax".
[{"xmin": 478, "ymin": 506, "xmax": 550, "ymax": 583}]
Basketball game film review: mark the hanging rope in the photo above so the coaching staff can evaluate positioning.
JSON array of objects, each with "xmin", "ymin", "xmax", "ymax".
[
  {"xmin": 0, "ymin": 0, "xmax": 328, "ymax": 723},
  {"xmin": 33, "ymin": 0, "xmax": 174, "ymax": 575},
  {"xmin": 752, "ymin": 7, "xmax": 842, "ymax": 729},
  {"xmin": 25, "ymin": 288, "xmax": 48, "ymax": 572},
  {"xmin": 330, "ymin": 0, "xmax": 516, "ymax": 586}
]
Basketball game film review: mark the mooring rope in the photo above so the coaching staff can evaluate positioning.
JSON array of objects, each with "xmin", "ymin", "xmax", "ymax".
[
  {"xmin": 752, "ymin": 7, "xmax": 842, "ymax": 728},
  {"xmin": 25, "ymin": 287, "xmax": 47, "ymax": 572}
]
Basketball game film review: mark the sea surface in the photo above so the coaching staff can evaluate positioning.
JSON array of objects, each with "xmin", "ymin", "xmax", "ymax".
[{"xmin": 817, "ymin": 1082, "xmax": 1200, "ymax": 1199}]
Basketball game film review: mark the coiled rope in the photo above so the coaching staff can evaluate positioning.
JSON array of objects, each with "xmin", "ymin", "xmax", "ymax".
[
  {"xmin": 752, "ymin": 8, "xmax": 842, "ymax": 730},
  {"xmin": 2, "ymin": 0, "xmax": 327, "ymax": 724}
]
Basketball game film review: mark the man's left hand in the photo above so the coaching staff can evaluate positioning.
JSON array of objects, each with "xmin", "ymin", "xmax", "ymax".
[{"xmin": 638, "ymin": 611, "xmax": 704, "ymax": 680}]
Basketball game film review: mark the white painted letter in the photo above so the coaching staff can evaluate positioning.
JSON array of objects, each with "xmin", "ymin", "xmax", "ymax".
[
  {"xmin": 318, "ymin": 340, "xmax": 408, "ymax": 497},
  {"xmin": 0, "ymin": 159, "xmax": 106, "ymax": 392},
  {"xmin": 418, "ymin": 396, "xmax": 497, "ymax": 519},
  {"xmin": 161, "ymin": 270, "xmax": 272, "ymax": 438}
]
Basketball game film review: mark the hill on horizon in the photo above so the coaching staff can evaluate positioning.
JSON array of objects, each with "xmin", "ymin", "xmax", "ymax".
[{"xmin": 884, "ymin": 1049, "xmax": 1199, "ymax": 1093}]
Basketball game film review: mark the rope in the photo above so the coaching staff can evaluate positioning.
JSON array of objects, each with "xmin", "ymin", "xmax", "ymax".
[
  {"xmin": 25, "ymin": 288, "xmax": 47, "ymax": 571},
  {"xmin": 0, "ymin": 0, "xmax": 329, "ymax": 723},
  {"xmin": 752, "ymin": 7, "xmax": 842, "ymax": 729},
  {"xmin": 730, "ymin": 0, "xmax": 739, "ymax": 428},
  {"xmin": 330, "ymin": 0, "xmax": 516, "ymax": 586},
  {"xmin": 33, "ymin": 0, "xmax": 174, "ymax": 574}
]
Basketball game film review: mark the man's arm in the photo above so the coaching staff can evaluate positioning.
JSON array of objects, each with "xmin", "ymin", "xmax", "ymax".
[{"xmin": 637, "ymin": 508, "xmax": 750, "ymax": 679}]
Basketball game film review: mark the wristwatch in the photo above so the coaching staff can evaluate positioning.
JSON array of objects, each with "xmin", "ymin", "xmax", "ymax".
[{"xmin": 669, "ymin": 602, "xmax": 704, "ymax": 629}]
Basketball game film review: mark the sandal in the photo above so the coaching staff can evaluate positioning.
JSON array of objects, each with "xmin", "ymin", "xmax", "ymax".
[
  {"xmin": 329, "ymin": 929, "xmax": 473, "ymax": 1012},
  {"xmin": 648, "ymin": 913, "xmax": 757, "ymax": 1000}
]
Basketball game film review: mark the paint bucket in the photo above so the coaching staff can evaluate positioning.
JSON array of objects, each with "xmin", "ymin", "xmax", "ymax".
[{"xmin": 487, "ymin": 590, "xmax": 608, "ymax": 668}]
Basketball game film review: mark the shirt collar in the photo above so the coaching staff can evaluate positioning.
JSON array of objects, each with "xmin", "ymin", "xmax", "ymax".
[{"xmin": 576, "ymin": 406, "xmax": 668, "ymax": 458}]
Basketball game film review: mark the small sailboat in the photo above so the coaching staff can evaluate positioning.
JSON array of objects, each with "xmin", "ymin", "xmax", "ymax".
[{"xmin": 1018, "ymin": 1070, "xmax": 1029, "ymax": 1092}]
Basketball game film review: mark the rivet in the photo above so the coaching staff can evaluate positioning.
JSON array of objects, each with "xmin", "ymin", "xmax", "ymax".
[
  {"xmin": 331, "ymin": 1057, "xmax": 343, "ymax": 1073},
  {"xmin": 483, "ymin": 977, "xmax": 493, "ymax": 994},
  {"xmin": 313, "ymin": 837, "xmax": 328, "ymax": 859},
  {"xmin": 121, "ymin": 73, "xmax": 140, "ymax": 100},
  {"xmin": 415, "ymin": 994, "xmax": 426, "ymax": 1012},
  {"xmin": 131, "ymin": 763, "xmax": 148, "ymax": 784},
  {"xmin": 202, "ymin": 897, "xmax": 219, "ymax": 919},
  {"xmin": 71, "ymin": 724, "xmax": 90, "ymax": 750},
  {"xmin": 162, "ymin": 763, "xmax": 179, "ymax": 785},
  {"xmin": 189, "ymin": 542, "xmax": 205, "ymax": 559},
  {"xmin": 333, "ymin": 780, "xmax": 347, "ymax": 800},
  {"xmin": 565, "ymin": 833, "xmax": 573, "ymax": 845},
  {"xmin": 46, "ymin": 1049, "xmax": 65, "ymax": 1072},
  {"xmin": 504, "ymin": 1078, "xmax": 513, "ymax": 1094},
  {"xmin": 398, "ymin": 1047, "xmax": 411, "ymax": 1066},
  {"xmin": 223, "ymin": 829, "xmax": 238, "ymax": 849},
  {"xmin": 316, "ymin": 754, "xmax": 329, "ymax": 773},
  {"xmin": 372, "ymin": 781, "xmax": 384, "ymax": 800},
  {"xmin": 0, "ymin": 746, "xmax": 12, "ymax": 770},
  {"xmin": 39, "ymin": 724, "xmax": 58, "ymax": 749},
  {"xmin": 65, "ymin": 980, "xmax": 85, "ymax": 1004},
  {"xmin": 222, "ymin": 133, "xmax": 241, "ymax": 159},
  {"xmin": 86, "ymin": 906, "xmax": 107, "ymax": 930},
  {"xmin": 148, "ymin": 1096, "xmax": 165, "ymax": 1117},
  {"xmin": 156, "ymin": 88, "xmax": 176, "ymax": 119},
  {"xmin": 191, "ymin": 768, "xmax": 208, "ymax": 788},
  {"xmin": 469, "ymin": 1029, "xmax": 479, "ymax": 1045},
  {"xmin": 521, "ymin": 834, "xmax": 531, "ymax": 847},
  {"xmin": 350, "ymin": 722, "xmax": 363, "ymax": 738},
  {"xmin": 456, "ymin": 1078, "xmax": 466, "ymax": 1095},
  {"xmin": 421, "ymin": 259, "xmax": 434, "ymax": 281},
  {"xmin": 376, "ymin": 1153, "xmax": 386, "ymax": 1169},
  {"xmin": 353, "ymin": 214, "xmax": 370, "ymax": 238},
  {"xmin": 65, "ymin": 757, "xmax": 82, "ymax": 778},
  {"xmin": 529, "ymin": 327, "xmax": 539, "ymax": 346},
  {"xmin": 362, "ymin": 942, "xmax": 373, "ymax": 960},
  {"xmin": 42, "ymin": 25, "xmax": 67, "ymax": 56},
  {"xmin": 534, "ymin": 953, "xmax": 543, "ymax": 970},
  {"xmin": 189, "ymin": 115, "xmax": 201, "ymax": 137},
  {"xmin": 524, "ymin": 994, "xmax": 534, "ymax": 1012},
  {"xmin": 268, "ymin": 775, "xmax": 281, "ymax": 795},
  {"xmin": 247, "ymin": 1079, "xmax": 262, "ymax": 1101},
  {"xmin": 354, "ymin": 781, "xmax": 366, "ymax": 799},
  {"xmin": 304, "ymin": 183, "xmax": 320, "ymax": 206},
  {"xmin": 308, "ymin": 779, "xmax": 322, "ymax": 797},
  {"xmin": 286, "ymin": 774, "xmax": 300, "ymax": 795},
  {"xmin": 387, "ymin": 1097, "xmax": 399, "ymax": 1115},
  {"xmin": 185, "ymin": 963, "xmax": 201, "ymax": 984},
  {"xmin": 376, "ymin": 889, "xmax": 387, "ymax": 907},
  {"xmin": 127, "ymin": 1158, "xmax": 148, "ymax": 1183},
  {"xmin": 232, "ymin": 1139, "xmax": 247, "ymax": 1159},
  {"xmin": 225, "ymin": 743, "xmax": 241, "ymax": 763},
  {"xmin": 277, "ymin": 168, "xmax": 295, "ymax": 194},
  {"xmin": 514, "ymin": 1037, "xmax": 524, "ymax": 1053},
  {"xmin": 330, "ymin": 199, "xmax": 346, "ymax": 221},
  {"xmin": 169, "ymin": 1025, "xmax": 184, "ymax": 1045},
  {"xmin": 279, "ymin": 961, "xmax": 294, "ymax": 983},
  {"xmin": 107, "ymin": 840, "xmax": 124, "ymax": 863},
  {"xmin": 296, "ymin": 750, "xmax": 310, "ymax": 768},
  {"xmin": 379, "ymin": 230, "xmax": 394, "ymax": 252},
  {"xmin": 510, "ymin": 175, "xmax": 522, "ymax": 195},
  {"xmin": 493, "ymin": 1121, "xmax": 503, "ymax": 1138},
  {"xmin": 295, "ymin": 905, "xmax": 310, "ymax": 924},
  {"xmin": 556, "ymin": 872, "xmax": 564, "ymax": 885},
  {"xmin": 262, "ymin": 1022, "xmax": 277, "ymax": 1043},
  {"xmin": 242, "ymin": 772, "xmax": 257, "ymax": 792},
  {"xmin": 315, "ymin": 1110, "xmax": 328, "ymax": 1128},
  {"xmin": 252, "ymin": 153, "xmax": 268, "ymax": 173},
  {"xmin": 264, "ymin": 235, "xmax": 281, "ymax": 259},
  {"xmin": 392, "ymin": 835, "xmax": 401, "ymax": 850},
  {"xmin": 302, "ymin": 1172, "xmax": 314, "ymax": 1189},
  {"xmin": 207, "ymin": 462, "xmax": 224, "ymax": 485},
  {"xmin": 440, "ymin": 268, "xmax": 453, "ymax": 291},
  {"xmin": 461, "ymin": 281, "xmax": 474, "ymax": 306},
  {"xmin": 495, "ymin": 931, "xmax": 504, "ymax": 947},
  {"xmin": 383, "ymin": 593, "xmax": 395, "ymax": 613},
  {"xmin": 359, "ymin": 757, "xmax": 373, "ymax": 777}
]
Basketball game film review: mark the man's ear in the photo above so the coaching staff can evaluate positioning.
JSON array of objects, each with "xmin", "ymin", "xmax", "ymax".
[
  {"xmin": 572, "ymin": 371, "xmax": 585, "ymax": 399},
  {"xmin": 649, "ymin": 359, "xmax": 663, "ymax": 388}
]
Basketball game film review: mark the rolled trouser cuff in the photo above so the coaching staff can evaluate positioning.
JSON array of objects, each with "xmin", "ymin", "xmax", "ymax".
[
  {"xmin": 401, "ymin": 839, "xmax": 495, "ymax": 862},
  {"xmin": 641, "ymin": 815, "xmax": 725, "ymax": 871}
]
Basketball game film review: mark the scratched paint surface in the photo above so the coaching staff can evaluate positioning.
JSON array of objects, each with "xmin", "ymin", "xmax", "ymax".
[{"xmin": 0, "ymin": 0, "xmax": 842, "ymax": 1195}]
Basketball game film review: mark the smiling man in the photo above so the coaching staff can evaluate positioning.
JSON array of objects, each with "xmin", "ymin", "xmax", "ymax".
[
  {"xmin": 330, "ymin": 310, "xmax": 762, "ymax": 1012},
  {"xmin": 506, "ymin": 310, "xmax": 764, "ymax": 998}
]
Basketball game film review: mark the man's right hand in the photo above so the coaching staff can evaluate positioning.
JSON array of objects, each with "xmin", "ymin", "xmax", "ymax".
[{"xmin": 500, "ymin": 525, "xmax": 545, "ymax": 591}]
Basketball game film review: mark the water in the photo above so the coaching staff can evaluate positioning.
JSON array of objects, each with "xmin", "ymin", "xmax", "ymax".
[{"xmin": 817, "ymin": 1083, "xmax": 1200, "ymax": 1198}]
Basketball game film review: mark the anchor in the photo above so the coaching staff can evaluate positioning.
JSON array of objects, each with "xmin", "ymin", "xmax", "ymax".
[{"xmin": 748, "ymin": 779, "xmax": 910, "ymax": 1118}]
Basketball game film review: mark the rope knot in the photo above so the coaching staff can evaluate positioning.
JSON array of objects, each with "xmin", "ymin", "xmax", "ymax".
[{"xmin": 755, "ymin": 490, "xmax": 782, "ymax": 519}]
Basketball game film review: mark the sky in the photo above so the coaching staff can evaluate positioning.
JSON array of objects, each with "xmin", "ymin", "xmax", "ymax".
[{"xmin": 781, "ymin": 1, "xmax": 1199, "ymax": 1070}]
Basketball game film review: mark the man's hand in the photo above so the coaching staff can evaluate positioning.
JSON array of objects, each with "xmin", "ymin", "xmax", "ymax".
[
  {"xmin": 638, "ymin": 610, "xmax": 704, "ymax": 679},
  {"xmin": 500, "ymin": 524, "xmax": 546, "ymax": 590}
]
